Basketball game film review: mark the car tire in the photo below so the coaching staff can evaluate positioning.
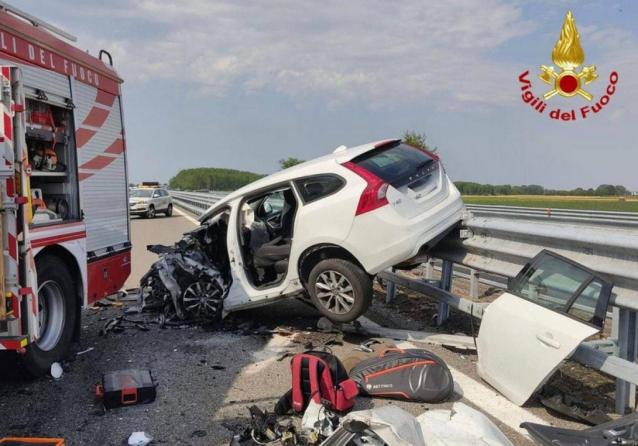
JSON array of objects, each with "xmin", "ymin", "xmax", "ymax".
[
  {"xmin": 307, "ymin": 258, "xmax": 372, "ymax": 323},
  {"xmin": 146, "ymin": 205, "xmax": 156, "ymax": 219},
  {"xmin": 21, "ymin": 256, "xmax": 77, "ymax": 377},
  {"xmin": 165, "ymin": 204, "xmax": 173, "ymax": 217}
]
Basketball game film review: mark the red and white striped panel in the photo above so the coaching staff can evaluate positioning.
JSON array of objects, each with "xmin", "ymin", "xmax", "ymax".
[{"xmin": 74, "ymin": 81, "xmax": 128, "ymax": 253}]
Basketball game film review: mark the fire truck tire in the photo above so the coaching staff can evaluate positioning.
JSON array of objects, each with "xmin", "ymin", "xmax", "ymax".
[{"xmin": 22, "ymin": 256, "xmax": 77, "ymax": 377}]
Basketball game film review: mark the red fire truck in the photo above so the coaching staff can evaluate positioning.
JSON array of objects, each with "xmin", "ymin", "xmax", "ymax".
[{"xmin": 0, "ymin": 3, "xmax": 130, "ymax": 375}]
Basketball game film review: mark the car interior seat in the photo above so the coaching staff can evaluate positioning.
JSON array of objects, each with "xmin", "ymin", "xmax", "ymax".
[{"xmin": 253, "ymin": 189, "xmax": 297, "ymax": 279}]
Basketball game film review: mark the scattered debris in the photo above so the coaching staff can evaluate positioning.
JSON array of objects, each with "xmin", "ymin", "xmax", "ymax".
[
  {"xmin": 229, "ymin": 405, "xmax": 298, "ymax": 446},
  {"xmin": 522, "ymin": 410, "xmax": 638, "ymax": 445},
  {"xmin": 540, "ymin": 392, "xmax": 612, "ymax": 426},
  {"xmin": 127, "ymin": 431, "xmax": 153, "ymax": 446},
  {"xmin": 50, "ymin": 362, "xmax": 63, "ymax": 380},
  {"xmin": 342, "ymin": 316, "xmax": 477, "ymax": 351},
  {"xmin": 140, "ymin": 219, "xmax": 230, "ymax": 323},
  {"xmin": 301, "ymin": 400, "xmax": 340, "ymax": 438},
  {"xmin": 75, "ymin": 347, "xmax": 95, "ymax": 356}
]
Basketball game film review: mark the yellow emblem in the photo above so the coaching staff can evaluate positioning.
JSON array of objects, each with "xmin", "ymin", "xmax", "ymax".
[{"xmin": 539, "ymin": 11, "xmax": 598, "ymax": 100}]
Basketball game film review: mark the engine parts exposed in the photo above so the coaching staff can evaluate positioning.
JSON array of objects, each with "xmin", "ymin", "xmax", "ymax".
[{"xmin": 140, "ymin": 217, "xmax": 231, "ymax": 323}]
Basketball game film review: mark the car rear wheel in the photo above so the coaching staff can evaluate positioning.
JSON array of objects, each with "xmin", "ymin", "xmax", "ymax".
[
  {"xmin": 21, "ymin": 256, "xmax": 76, "ymax": 376},
  {"xmin": 165, "ymin": 204, "xmax": 173, "ymax": 217},
  {"xmin": 146, "ymin": 205, "xmax": 156, "ymax": 219},
  {"xmin": 308, "ymin": 258, "xmax": 372, "ymax": 323}
]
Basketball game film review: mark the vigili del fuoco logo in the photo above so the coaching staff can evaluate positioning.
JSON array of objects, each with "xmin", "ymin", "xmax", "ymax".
[{"xmin": 518, "ymin": 10, "xmax": 618, "ymax": 121}]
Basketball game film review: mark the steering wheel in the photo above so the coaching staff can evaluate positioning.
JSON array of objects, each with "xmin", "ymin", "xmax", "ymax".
[{"xmin": 265, "ymin": 213, "xmax": 282, "ymax": 232}]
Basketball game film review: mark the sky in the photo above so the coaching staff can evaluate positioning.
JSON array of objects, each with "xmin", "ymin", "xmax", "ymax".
[{"xmin": 19, "ymin": 0, "xmax": 638, "ymax": 190}]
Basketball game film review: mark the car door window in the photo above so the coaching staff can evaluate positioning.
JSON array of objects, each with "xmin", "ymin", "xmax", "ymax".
[
  {"xmin": 294, "ymin": 175, "xmax": 344, "ymax": 203},
  {"xmin": 510, "ymin": 251, "xmax": 611, "ymax": 327}
]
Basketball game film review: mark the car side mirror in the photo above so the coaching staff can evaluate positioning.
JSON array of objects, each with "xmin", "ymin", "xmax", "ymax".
[{"xmin": 263, "ymin": 202, "xmax": 273, "ymax": 214}]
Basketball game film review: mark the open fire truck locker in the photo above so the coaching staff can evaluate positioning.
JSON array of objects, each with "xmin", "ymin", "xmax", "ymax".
[{"xmin": 0, "ymin": 4, "xmax": 131, "ymax": 375}]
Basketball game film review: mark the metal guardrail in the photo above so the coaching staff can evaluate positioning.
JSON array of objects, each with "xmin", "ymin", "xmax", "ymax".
[
  {"xmin": 425, "ymin": 204, "xmax": 638, "ymax": 414},
  {"xmin": 165, "ymin": 191, "xmax": 638, "ymax": 414},
  {"xmin": 168, "ymin": 190, "xmax": 228, "ymax": 217}
]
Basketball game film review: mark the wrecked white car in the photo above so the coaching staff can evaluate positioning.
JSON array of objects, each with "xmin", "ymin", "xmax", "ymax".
[
  {"xmin": 477, "ymin": 250, "xmax": 613, "ymax": 406},
  {"xmin": 142, "ymin": 138, "xmax": 463, "ymax": 322}
]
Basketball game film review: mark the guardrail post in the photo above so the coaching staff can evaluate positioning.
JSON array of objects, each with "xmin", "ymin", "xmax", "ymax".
[
  {"xmin": 469, "ymin": 269, "xmax": 479, "ymax": 299},
  {"xmin": 615, "ymin": 307, "xmax": 638, "ymax": 414},
  {"xmin": 437, "ymin": 260, "xmax": 453, "ymax": 326},
  {"xmin": 385, "ymin": 268, "xmax": 396, "ymax": 304}
]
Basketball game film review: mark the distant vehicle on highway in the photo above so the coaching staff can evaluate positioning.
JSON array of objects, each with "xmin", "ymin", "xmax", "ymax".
[
  {"xmin": 130, "ymin": 186, "xmax": 173, "ymax": 218},
  {"xmin": 192, "ymin": 138, "xmax": 463, "ymax": 322}
]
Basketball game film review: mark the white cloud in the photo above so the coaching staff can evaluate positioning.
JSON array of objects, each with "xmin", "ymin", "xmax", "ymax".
[{"xmin": 76, "ymin": 0, "xmax": 535, "ymax": 108}]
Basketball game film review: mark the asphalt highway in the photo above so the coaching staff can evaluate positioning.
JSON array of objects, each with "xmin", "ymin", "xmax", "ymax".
[{"xmin": 0, "ymin": 209, "xmax": 583, "ymax": 445}]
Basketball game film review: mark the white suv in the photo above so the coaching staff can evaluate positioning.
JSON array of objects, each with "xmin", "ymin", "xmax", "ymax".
[
  {"xmin": 129, "ymin": 187, "xmax": 173, "ymax": 218},
  {"xmin": 193, "ymin": 139, "xmax": 464, "ymax": 322}
]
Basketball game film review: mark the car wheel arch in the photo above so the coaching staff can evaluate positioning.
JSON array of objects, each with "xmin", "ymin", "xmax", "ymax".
[{"xmin": 298, "ymin": 244, "xmax": 368, "ymax": 286}]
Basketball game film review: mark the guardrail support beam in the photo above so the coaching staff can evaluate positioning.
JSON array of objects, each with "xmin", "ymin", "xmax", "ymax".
[
  {"xmin": 385, "ymin": 267, "xmax": 396, "ymax": 304},
  {"xmin": 469, "ymin": 268, "xmax": 479, "ymax": 299},
  {"xmin": 437, "ymin": 260, "xmax": 453, "ymax": 326}
]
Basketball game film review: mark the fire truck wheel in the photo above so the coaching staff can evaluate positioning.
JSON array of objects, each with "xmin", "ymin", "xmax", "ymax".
[
  {"xmin": 22, "ymin": 256, "xmax": 77, "ymax": 377},
  {"xmin": 146, "ymin": 205, "xmax": 156, "ymax": 219}
]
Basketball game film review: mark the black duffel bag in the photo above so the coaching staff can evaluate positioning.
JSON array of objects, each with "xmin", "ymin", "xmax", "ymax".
[{"xmin": 349, "ymin": 348, "xmax": 454, "ymax": 403}]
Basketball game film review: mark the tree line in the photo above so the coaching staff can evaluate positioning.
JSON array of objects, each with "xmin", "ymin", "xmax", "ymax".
[
  {"xmin": 168, "ymin": 168, "xmax": 264, "ymax": 191},
  {"xmin": 455, "ymin": 182, "xmax": 630, "ymax": 196}
]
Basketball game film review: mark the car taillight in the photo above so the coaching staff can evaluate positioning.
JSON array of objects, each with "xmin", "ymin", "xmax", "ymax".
[{"xmin": 342, "ymin": 161, "xmax": 389, "ymax": 216}]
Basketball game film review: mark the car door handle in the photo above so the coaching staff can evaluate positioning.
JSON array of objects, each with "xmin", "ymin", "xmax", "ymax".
[{"xmin": 536, "ymin": 333, "xmax": 561, "ymax": 349}]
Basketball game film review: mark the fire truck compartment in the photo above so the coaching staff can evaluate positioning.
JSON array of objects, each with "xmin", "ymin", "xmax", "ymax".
[{"xmin": 26, "ymin": 98, "xmax": 80, "ymax": 226}]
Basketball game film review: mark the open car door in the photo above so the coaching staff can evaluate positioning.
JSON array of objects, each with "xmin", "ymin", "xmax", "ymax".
[{"xmin": 477, "ymin": 250, "xmax": 612, "ymax": 406}]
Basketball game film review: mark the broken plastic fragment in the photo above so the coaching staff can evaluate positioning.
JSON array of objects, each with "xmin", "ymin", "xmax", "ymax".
[
  {"xmin": 128, "ymin": 431, "xmax": 153, "ymax": 446},
  {"xmin": 50, "ymin": 362, "xmax": 63, "ymax": 379}
]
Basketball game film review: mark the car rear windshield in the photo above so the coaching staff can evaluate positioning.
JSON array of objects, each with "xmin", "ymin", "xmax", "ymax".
[{"xmin": 351, "ymin": 142, "xmax": 436, "ymax": 188}]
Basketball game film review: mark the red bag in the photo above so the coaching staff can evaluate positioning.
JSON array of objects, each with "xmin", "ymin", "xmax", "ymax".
[{"xmin": 275, "ymin": 351, "xmax": 358, "ymax": 414}]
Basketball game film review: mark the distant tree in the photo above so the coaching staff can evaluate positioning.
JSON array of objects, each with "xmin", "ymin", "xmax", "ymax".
[
  {"xmin": 168, "ymin": 167, "xmax": 264, "ymax": 191},
  {"xmin": 279, "ymin": 157, "xmax": 305, "ymax": 169},
  {"xmin": 595, "ymin": 184, "xmax": 617, "ymax": 196},
  {"xmin": 403, "ymin": 130, "xmax": 437, "ymax": 153}
]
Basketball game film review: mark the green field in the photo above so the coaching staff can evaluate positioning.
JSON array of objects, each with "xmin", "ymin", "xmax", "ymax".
[{"xmin": 462, "ymin": 195, "xmax": 638, "ymax": 212}]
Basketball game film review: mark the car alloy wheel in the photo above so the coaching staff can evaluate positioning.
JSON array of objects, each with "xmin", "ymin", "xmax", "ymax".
[
  {"xmin": 314, "ymin": 270, "xmax": 355, "ymax": 315},
  {"xmin": 181, "ymin": 280, "xmax": 223, "ymax": 319}
]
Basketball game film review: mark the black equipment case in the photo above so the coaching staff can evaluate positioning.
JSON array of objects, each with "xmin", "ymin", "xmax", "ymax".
[{"xmin": 99, "ymin": 369, "xmax": 157, "ymax": 409}]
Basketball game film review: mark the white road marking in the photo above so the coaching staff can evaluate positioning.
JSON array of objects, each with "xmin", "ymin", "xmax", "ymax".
[
  {"xmin": 173, "ymin": 206, "xmax": 200, "ymax": 225},
  {"xmin": 396, "ymin": 340, "xmax": 548, "ymax": 438}
]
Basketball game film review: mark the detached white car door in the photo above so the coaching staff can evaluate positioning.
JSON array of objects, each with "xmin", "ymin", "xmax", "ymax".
[{"xmin": 477, "ymin": 250, "xmax": 612, "ymax": 406}]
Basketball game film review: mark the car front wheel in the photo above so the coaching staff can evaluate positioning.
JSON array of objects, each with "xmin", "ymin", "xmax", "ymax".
[
  {"xmin": 307, "ymin": 258, "xmax": 372, "ymax": 323},
  {"xmin": 146, "ymin": 205, "xmax": 156, "ymax": 219}
]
